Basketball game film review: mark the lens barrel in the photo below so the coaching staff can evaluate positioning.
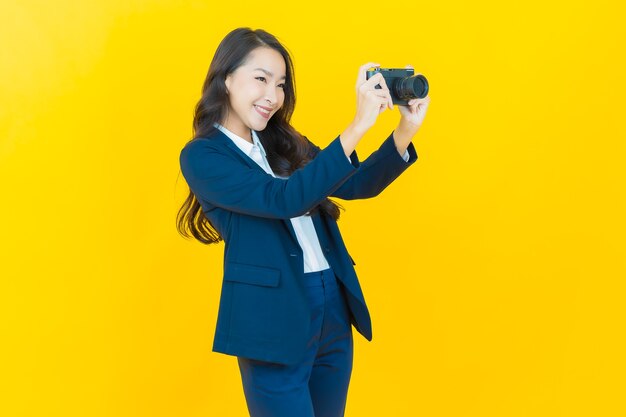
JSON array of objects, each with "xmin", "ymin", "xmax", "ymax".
[{"xmin": 395, "ymin": 74, "xmax": 429, "ymax": 99}]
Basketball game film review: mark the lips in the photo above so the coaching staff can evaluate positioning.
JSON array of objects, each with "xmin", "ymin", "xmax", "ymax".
[{"xmin": 254, "ymin": 104, "xmax": 271, "ymax": 119}]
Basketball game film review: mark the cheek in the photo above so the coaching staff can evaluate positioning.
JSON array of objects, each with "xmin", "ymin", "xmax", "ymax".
[
  {"xmin": 235, "ymin": 81, "xmax": 260, "ymax": 105},
  {"xmin": 247, "ymin": 81, "xmax": 264, "ymax": 97}
]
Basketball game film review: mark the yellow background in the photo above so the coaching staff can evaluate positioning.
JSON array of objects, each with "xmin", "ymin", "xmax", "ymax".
[{"xmin": 2, "ymin": 0, "xmax": 625, "ymax": 416}]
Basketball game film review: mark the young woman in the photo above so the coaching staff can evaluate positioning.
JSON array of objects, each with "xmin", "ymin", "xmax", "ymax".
[{"xmin": 177, "ymin": 27, "xmax": 430, "ymax": 417}]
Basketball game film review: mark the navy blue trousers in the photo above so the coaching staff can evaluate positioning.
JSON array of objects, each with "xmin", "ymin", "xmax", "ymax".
[{"xmin": 237, "ymin": 267, "xmax": 354, "ymax": 417}]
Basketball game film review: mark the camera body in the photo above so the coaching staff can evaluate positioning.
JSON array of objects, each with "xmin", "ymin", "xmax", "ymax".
[{"xmin": 365, "ymin": 67, "xmax": 429, "ymax": 105}]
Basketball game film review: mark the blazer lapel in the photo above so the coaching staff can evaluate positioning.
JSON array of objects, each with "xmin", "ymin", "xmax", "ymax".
[{"xmin": 209, "ymin": 129, "xmax": 267, "ymax": 173}]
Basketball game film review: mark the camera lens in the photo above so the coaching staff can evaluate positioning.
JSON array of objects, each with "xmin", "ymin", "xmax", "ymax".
[{"xmin": 395, "ymin": 74, "xmax": 429, "ymax": 99}]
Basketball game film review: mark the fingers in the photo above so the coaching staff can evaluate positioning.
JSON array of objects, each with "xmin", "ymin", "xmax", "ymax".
[
  {"xmin": 407, "ymin": 95, "xmax": 430, "ymax": 114},
  {"xmin": 365, "ymin": 88, "xmax": 393, "ymax": 112},
  {"xmin": 379, "ymin": 99, "xmax": 392, "ymax": 114},
  {"xmin": 408, "ymin": 95, "xmax": 430, "ymax": 106},
  {"xmin": 408, "ymin": 96, "xmax": 430, "ymax": 106},
  {"xmin": 376, "ymin": 76, "xmax": 393, "ymax": 109},
  {"xmin": 359, "ymin": 70, "xmax": 386, "ymax": 94},
  {"xmin": 358, "ymin": 88, "xmax": 392, "ymax": 117},
  {"xmin": 354, "ymin": 62, "xmax": 399, "ymax": 129},
  {"xmin": 360, "ymin": 72, "xmax": 393, "ymax": 109},
  {"xmin": 356, "ymin": 62, "xmax": 380, "ymax": 89}
]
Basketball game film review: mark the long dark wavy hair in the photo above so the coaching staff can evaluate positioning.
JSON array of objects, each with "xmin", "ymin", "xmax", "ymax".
[{"xmin": 176, "ymin": 27, "xmax": 345, "ymax": 244}]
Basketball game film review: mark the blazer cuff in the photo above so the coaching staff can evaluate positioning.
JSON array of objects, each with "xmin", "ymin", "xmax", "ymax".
[{"xmin": 329, "ymin": 134, "xmax": 360, "ymax": 169}]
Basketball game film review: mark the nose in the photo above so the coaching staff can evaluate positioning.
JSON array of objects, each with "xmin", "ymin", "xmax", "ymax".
[{"xmin": 265, "ymin": 85, "xmax": 278, "ymax": 107}]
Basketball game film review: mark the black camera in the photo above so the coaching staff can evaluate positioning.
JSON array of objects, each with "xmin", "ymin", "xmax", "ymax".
[{"xmin": 365, "ymin": 67, "xmax": 429, "ymax": 106}]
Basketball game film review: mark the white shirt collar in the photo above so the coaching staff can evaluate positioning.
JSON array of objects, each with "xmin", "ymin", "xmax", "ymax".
[{"xmin": 213, "ymin": 122, "xmax": 266, "ymax": 157}]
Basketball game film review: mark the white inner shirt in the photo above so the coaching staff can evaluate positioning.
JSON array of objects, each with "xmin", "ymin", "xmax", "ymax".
[{"xmin": 213, "ymin": 122, "xmax": 333, "ymax": 272}]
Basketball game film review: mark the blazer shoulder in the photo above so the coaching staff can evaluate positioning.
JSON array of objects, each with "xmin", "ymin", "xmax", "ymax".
[
  {"xmin": 179, "ymin": 136, "xmax": 238, "ymax": 183},
  {"xmin": 179, "ymin": 132, "xmax": 229, "ymax": 159},
  {"xmin": 181, "ymin": 136, "xmax": 215, "ymax": 153}
]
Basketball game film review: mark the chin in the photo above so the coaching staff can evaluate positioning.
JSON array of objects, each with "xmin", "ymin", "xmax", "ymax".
[{"xmin": 251, "ymin": 120, "xmax": 270, "ymax": 131}]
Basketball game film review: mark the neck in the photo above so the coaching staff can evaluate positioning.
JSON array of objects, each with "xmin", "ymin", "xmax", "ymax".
[{"xmin": 221, "ymin": 116, "xmax": 252, "ymax": 144}]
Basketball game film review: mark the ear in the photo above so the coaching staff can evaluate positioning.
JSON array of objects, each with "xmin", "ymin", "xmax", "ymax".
[{"xmin": 224, "ymin": 75, "xmax": 231, "ymax": 95}]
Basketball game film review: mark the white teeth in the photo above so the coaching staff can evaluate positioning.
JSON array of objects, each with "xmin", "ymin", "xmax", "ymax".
[{"xmin": 255, "ymin": 105, "xmax": 270, "ymax": 114}]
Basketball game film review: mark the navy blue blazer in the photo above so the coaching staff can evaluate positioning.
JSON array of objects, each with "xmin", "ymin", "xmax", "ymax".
[{"xmin": 179, "ymin": 127, "xmax": 418, "ymax": 365}]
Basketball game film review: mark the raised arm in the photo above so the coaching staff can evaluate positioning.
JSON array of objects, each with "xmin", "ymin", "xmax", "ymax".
[
  {"xmin": 180, "ymin": 134, "xmax": 360, "ymax": 219},
  {"xmin": 305, "ymin": 130, "xmax": 418, "ymax": 200}
]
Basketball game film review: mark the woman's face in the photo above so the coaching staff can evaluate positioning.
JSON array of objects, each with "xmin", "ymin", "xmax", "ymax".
[{"xmin": 223, "ymin": 47, "xmax": 286, "ymax": 140}]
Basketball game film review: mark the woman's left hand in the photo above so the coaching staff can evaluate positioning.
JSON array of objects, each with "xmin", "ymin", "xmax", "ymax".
[{"xmin": 397, "ymin": 64, "xmax": 430, "ymax": 135}]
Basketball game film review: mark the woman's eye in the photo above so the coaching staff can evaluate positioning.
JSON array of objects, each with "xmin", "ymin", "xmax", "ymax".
[{"xmin": 256, "ymin": 77, "xmax": 284, "ymax": 89}]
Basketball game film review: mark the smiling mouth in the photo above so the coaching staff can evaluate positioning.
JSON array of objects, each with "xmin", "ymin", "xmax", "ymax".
[{"xmin": 254, "ymin": 105, "xmax": 271, "ymax": 118}]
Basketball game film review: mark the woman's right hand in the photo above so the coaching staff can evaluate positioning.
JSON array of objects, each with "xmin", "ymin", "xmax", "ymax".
[
  {"xmin": 339, "ymin": 62, "xmax": 394, "ymax": 158},
  {"xmin": 352, "ymin": 62, "xmax": 394, "ymax": 132}
]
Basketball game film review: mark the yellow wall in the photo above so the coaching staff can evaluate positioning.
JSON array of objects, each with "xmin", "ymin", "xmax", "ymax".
[{"xmin": 2, "ymin": 1, "xmax": 625, "ymax": 416}]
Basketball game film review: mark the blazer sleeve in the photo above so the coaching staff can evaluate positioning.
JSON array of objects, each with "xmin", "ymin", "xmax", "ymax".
[
  {"xmin": 305, "ymin": 130, "xmax": 418, "ymax": 200},
  {"xmin": 179, "ymin": 134, "xmax": 360, "ymax": 219}
]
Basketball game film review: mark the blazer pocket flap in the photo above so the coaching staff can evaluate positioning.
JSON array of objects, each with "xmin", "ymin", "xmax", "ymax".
[{"xmin": 223, "ymin": 262, "xmax": 281, "ymax": 287}]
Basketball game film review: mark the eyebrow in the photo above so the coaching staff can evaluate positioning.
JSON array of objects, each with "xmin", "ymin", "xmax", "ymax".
[{"xmin": 253, "ymin": 68, "xmax": 287, "ymax": 81}]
